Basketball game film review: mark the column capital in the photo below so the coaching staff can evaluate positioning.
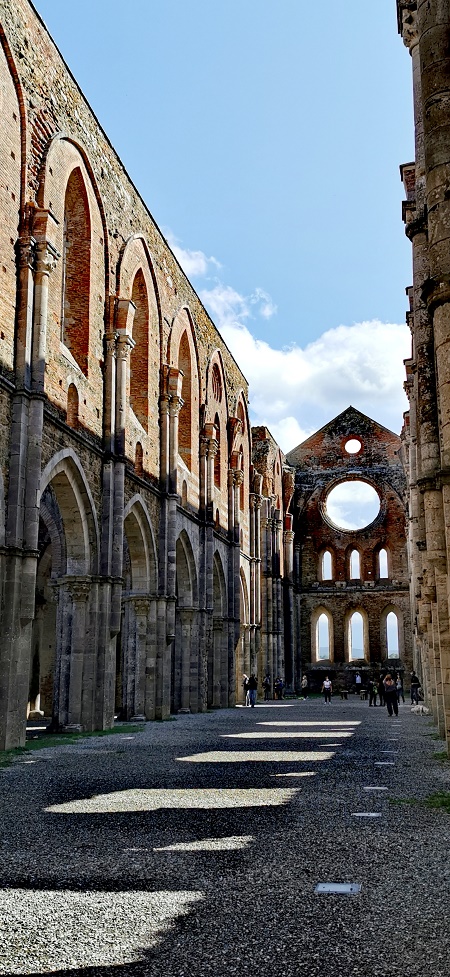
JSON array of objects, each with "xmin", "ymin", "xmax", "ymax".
[
  {"xmin": 66, "ymin": 578, "xmax": 91, "ymax": 602},
  {"xmin": 132, "ymin": 596, "xmax": 150, "ymax": 615},
  {"xmin": 397, "ymin": 1, "xmax": 418, "ymax": 51},
  {"xmin": 233, "ymin": 469, "xmax": 244, "ymax": 487},
  {"xmin": 35, "ymin": 239, "xmax": 59, "ymax": 277},
  {"xmin": 207, "ymin": 438, "xmax": 219, "ymax": 460},
  {"xmin": 116, "ymin": 330, "xmax": 135, "ymax": 360},
  {"xmin": 15, "ymin": 236, "xmax": 36, "ymax": 271},
  {"xmin": 105, "ymin": 331, "xmax": 118, "ymax": 358},
  {"xmin": 284, "ymin": 530, "xmax": 295, "ymax": 545},
  {"xmin": 169, "ymin": 394, "xmax": 184, "ymax": 417}
]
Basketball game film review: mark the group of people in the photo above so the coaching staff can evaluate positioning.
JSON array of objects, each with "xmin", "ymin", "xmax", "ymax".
[
  {"xmin": 318, "ymin": 669, "xmax": 423, "ymax": 718},
  {"xmin": 242, "ymin": 674, "xmax": 284, "ymax": 706}
]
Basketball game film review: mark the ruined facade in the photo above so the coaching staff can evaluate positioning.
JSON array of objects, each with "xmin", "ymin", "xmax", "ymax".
[
  {"xmin": 287, "ymin": 407, "xmax": 412, "ymax": 689},
  {"xmin": 0, "ymin": 0, "xmax": 295, "ymax": 750},
  {"xmin": 398, "ymin": 0, "xmax": 450, "ymax": 746}
]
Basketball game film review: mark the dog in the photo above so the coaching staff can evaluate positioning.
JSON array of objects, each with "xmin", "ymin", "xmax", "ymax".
[{"xmin": 411, "ymin": 703, "xmax": 430, "ymax": 715}]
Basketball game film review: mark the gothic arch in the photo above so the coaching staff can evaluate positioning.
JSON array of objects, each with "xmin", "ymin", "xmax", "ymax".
[
  {"xmin": 123, "ymin": 495, "xmax": 158, "ymax": 594},
  {"xmin": 344, "ymin": 607, "xmax": 369, "ymax": 662},
  {"xmin": 380, "ymin": 604, "xmax": 404, "ymax": 660},
  {"xmin": 176, "ymin": 529, "xmax": 198, "ymax": 607},
  {"xmin": 168, "ymin": 309, "xmax": 200, "ymax": 478},
  {"xmin": 311, "ymin": 606, "xmax": 334, "ymax": 662},
  {"xmin": 0, "ymin": 24, "xmax": 27, "ymax": 212},
  {"xmin": 39, "ymin": 449, "xmax": 100, "ymax": 575}
]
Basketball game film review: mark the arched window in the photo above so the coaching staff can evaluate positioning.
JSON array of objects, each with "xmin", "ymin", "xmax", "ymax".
[
  {"xmin": 387, "ymin": 611, "xmax": 399, "ymax": 658},
  {"xmin": 130, "ymin": 270, "xmax": 149, "ymax": 431},
  {"xmin": 215, "ymin": 508, "xmax": 220, "ymax": 529},
  {"xmin": 181, "ymin": 480, "xmax": 188, "ymax": 508},
  {"xmin": 379, "ymin": 548, "xmax": 389, "ymax": 578},
  {"xmin": 322, "ymin": 550, "xmax": 333, "ymax": 580},
  {"xmin": 178, "ymin": 331, "xmax": 192, "ymax": 469},
  {"xmin": 349, "ymin": 611, "xmax": 364, "ymax": 660},
  {"xmin": 61, "ymin": 167, "xmax": 91, "ymax": 375},
  {"xmin": 350, "ymin": 549, "xmax": 360, "ymax": 579},
  {"xmin": 214, "ymin": 413, "xmax": 221, "ymax": 488},
  {"xmin": 316, "ymin": 614, "xmax": 331, "ymax": 661},
  {"xmin": 135, "ymin": 442, "xmax": 143, "ymax": 476},
  {"xmin": 237, "ymin": 401, "xmax": 245, "ymax": 434},
  {"xmin": 67, "ymin": 384, "xmax": 79, "ymax": 429},
  {"xmin": 239, "ymin": 450, "xmax": 244, "ymax": 510},
  {"xmin": 211, "ymin": 363, "xmax": 222, "ymax": 402}
]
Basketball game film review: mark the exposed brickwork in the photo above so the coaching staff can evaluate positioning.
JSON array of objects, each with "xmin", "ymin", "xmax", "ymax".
[
  {"xmin": 287, "ymin": 407, "xmax": 412, "ymax": 688},
  {"xmin": 0, "ymin": 39, "xmax": 21, "ymax": 376}
]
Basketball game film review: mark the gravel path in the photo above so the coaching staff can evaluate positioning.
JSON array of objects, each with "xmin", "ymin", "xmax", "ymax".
[{"xmin": 1, "ymin": 697, "xmax": 450, "ymax": 977}]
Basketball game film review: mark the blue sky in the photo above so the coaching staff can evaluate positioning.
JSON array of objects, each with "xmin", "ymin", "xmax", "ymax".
[{"xmin": 33, "ymin": 0, "xmax": 414, "ymax": 450}]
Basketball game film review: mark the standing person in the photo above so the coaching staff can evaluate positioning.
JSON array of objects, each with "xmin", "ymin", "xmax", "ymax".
[
  {"xmin": 274, "ymin": 676, "xmax": 284, "ymax": 700},
  {"xmin": 396, "ymin": 675, "xmax": 405, "ymax": 704},
  {"xmin": 248, "ymin": 673, "xmax": 258, "ymax": 708},
  {"xmin": 383, "ymin": 674, "xmax": 399, "ymax": 717},
  {"xmin": 301, "ymin": 674, "xmax": 309, "ymax": 699},
  {"xmin": 262, "ymin": 674, "xmax": 271, "ymax": 701},
  {"xmin": 355, "ymin": 672, "xmax": 362, "ymax": 694},
  {"xmin": 322, "ymin": 675, "xmax": 332, "ymax": 704},
  {"xmin": 368, "ymin": 679, "xmax": 377, "ymax": 707},
  {"xmin": 410, "ymin": 670, "xmax": 421, "ymax": 704},
  {"xmin": 377, "ymin": 674, "xmax": 385, "ymax": 707},
  {"xmin": 242, "ymin": 674, "xmax": 250, "ymax": 707}
]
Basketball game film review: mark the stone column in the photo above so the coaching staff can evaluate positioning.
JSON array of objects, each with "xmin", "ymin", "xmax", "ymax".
[
  {"xmin": 284, "ymin": 524, "xmax": 295, "ymax": 689},
  {"xmin": 131, "ymin": 597, "xmax": 149, "ymax": 721}
]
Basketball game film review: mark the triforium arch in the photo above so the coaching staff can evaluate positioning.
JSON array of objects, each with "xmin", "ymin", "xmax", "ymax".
[
  {"xmin": 37, "ymin": 135, "xmax": 106, "ymax": 431},
  {"xmin": 319, "ymin": 548, "xmax": 334, "ymax": 581},
  {"xmin": 205, "ymin": 351, "xmax": 229, "ymax": 524},
  {"xmin": 172, "ymin": 528, "xmax": 200, "ymax": 713},
  {"xmin": 35, "ymin": 449, "xmax": 100, "ymax": 732},
  {"xmin": 168, "ymin": 308, "xmax": 201, "ymax": 491},
  {"xmin": 311, "ymin": 606, "xmax": 334, "ymax": 662},
  {"xmin": 117, "ymin": 234, "xmax": 162, "ymax": 463},
  {"xmin": 209, "ymin": 551, "xmax": 228, "ymax": 709},
  {"xmin": 118, "ymin": 496, "xmax": 158, "ymax": 721},
  {"xmin": 230, "ymin": 391, "xmax": 252, "ymax": 547}
]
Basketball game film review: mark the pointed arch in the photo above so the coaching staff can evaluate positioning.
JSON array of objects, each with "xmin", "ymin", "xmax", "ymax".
[
  {"xmin": 320, "ymin": 549, "xmax": 333, "ymax": 581},
  {"xmin": 61, "ymin": 166, "xmax": 91, "ymax": 373},
  {"xmin": 129, "ymin": 268, "xmax": 149, "ymax": 430},
  {"xmin": 311, "ymin": 606, "xmax": 334, "ymax": 662},
  {"xmin": 176, "ymin": 529, "xmax": 198, "ymax": 607},
  {"xmin": 345, "ymin": 608, "xmax": 369, "ymax": 661},
  {"xmin": 240, "ymin": 568, "xmax": 249, "ymax": 626},
  {"xmin": 349, "ymin": 548, "xmax": 361, "ymax": 580},
  {"xmin": 39, "ymin": 450, "xmax": 100, "ymax": 575},
  {"xmin": 380, "ymin": 604, "xmax": 404, "ymax": 660},
  {"xmin": 378, "ymin": 547, "xmax": 389, "ymax": 579},
  {"xmin": 123, "ymin": 495, "xmax": 158, "ymax": 594}
]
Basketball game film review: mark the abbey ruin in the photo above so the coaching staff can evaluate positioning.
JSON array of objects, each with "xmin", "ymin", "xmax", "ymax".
[{"xmin": 0, "ymin": 0, "xmax": 448, "ymax": 752}]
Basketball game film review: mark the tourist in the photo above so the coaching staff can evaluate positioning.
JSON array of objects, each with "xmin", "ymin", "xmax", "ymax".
[
  {"xmin": 355, "ymin": 671, "xmax": 362, "ymax": 692},
  {"xmin": 368, "ymin": 678, "xmax": 377, "ymax": 707},
  {"xmin": 248, "ymin": 673, "xmax": 258, "ymax": 708},
  {"xmin": 262, "ymin": 674, "xmax": 271, "ymax": 701},
  {"xmin": 396, "ymin": 675, "xmax": 405, "ymax": 704},
  {"xmin": 410, "ymin": 670, "xmax": 421, "ymax": 704},
  {"xmin": 242, "ymin": 674, "xmax": 250, "ymax": 707},
  {"xmin": 377, "ymin": 674, "xmax": 385, "ymax": 707},
  {"xmin": 301, "ymin": 674, "xmax": 309, "ymax": 699},
  {"xmin": 274, "ymin": 676, "xmax": 284, "ymax": 700},
  {"xmin": 322, "ymin": 675, "xmax": 332, "ymax": 704},
  {"xmin": 383, "ymin": 674, "xmax": 399, "ymax": 717}
]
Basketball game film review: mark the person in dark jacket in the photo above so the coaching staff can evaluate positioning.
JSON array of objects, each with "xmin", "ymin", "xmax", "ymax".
[
  {"xmin": 383, "ymin": 674, "xmax": 398, "ymax": 717},
  {"xmin": 248, "ymin": 674, "xmax": 258, "ymax": 708},
  {"xmin": 410, "ymin": 671, "xmax": 421, "ymax": 704},
  {"xmin": 368, "ymin": 679, "xmax": 377, "ymax": 707},
  {"xmin": 377, "ymin": 674, "xmax": 385, "ymax": 707}
]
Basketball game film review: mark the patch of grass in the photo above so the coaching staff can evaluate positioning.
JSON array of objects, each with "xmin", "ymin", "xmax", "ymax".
[
  {"xmin": 0, "ymin": 723, "xmax": 144, "ymax": 768},
  {"xmin": 433, "ymin": 749, "xmax": 450, "ymax": 762},
  {"xmin": 389, "ymin": 797, "xmax": 419, "ymax": 807},
  {"xmin": 425, "ymin": 791, "xmax": 450, "ymax": 812},
  {"xmin": 428, "ymin": 732, "xmax": 444, "ymax": 741}
]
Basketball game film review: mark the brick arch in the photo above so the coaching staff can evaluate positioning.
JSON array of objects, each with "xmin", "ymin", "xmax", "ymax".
[
  {"xmin": 319, "ymin": 547, "xmax": 334, "ymax": 582},
  {"xmin": 168, "ymin": 309, "xmax": 200, "ymax": 478},
  {"xmin": 117, "ymin": 234, "xmax": 163, "ymax": 354},
  {"xmin": 0, "ymin": 32, "xmax": 25, "ymax": 373},
  {"xmin": 0, "ymin": 24, "xmax": 27, "ymax": 213},
  {"xmin": 123, "ymin": 495, "xmax": 158, "ymax": 594},
  {"xmin": 213, "ymin": 551, "xmax": 227, "ymax": 617},
  {"xmin": 62, "ymin": 166, "xmax": 91, "ymax": 374},
  {"xmin": 39, "ymin": 449, "xmax": 100, "ymax": 575},
  {"xmin": 206, "ymin": 352, "xmax": 229, "ymax": 494},
  {"xmin": 231, "ymin": 393, "xmax": 251, "ymax": 515},
  {"xmin": 346, "ymin": 543, "xmax": 362, "ymax": 580},
  {"xmin": 39, "ymin": 487, "xmax": 66, "ymax": 578}
]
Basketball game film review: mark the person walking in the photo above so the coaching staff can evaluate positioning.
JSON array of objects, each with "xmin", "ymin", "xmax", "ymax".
[
  {"xmin": 322, "ymin": 675, "xmax": 332, "ymax": 704},
  {"xmin": 410, "ymin": 670, "xmax": 421, "ymax": 704},
  {"xmin": 301, "ymin": 674, "xmax": 309, "ymax": 699},
  {"xmin": 248, "ymin": 673, "xmax": 258, "ymax": 708},
  {"xmin": 383, "ymin": 674, "xmax": 399, "ymax": 717},
  {"xmin": 262, "ymin": 674, "xmax": 271, "ymax": 701}
]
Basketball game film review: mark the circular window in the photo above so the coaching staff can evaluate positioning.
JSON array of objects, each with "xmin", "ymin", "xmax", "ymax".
[
  {"xmin": 344, "ymin": 438, "xmax": 362, "ymax": 454},
  {"xmin": 325, "ymin": 480, "xmax": 380, "ymax": 531}
]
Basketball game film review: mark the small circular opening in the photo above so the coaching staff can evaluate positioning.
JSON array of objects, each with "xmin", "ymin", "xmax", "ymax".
[{"xmin": 344, "ymin": 438, "xmax": 362, "ymax": 455}]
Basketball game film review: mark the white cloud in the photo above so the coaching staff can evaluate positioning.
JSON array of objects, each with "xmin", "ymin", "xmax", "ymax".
[
  {"xmin": 206, "ymin": 314, "xmax": 410, "ymax": 454},
  {"xmin": 165, "ymin": 231, "xmax": 221, "ymax": 278}
]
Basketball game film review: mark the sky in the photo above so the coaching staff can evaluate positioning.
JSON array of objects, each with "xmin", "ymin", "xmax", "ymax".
[{"xmin": 33, "ymin": 0, "xmax": 414, "ymax": 452}]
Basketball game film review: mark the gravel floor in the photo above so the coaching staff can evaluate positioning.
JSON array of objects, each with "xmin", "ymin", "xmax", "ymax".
[{"xmin": 1, "ymin": 697, "xmax": 450, "ymax": 977}]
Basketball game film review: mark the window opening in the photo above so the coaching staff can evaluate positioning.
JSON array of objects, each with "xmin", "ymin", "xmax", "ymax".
[
  {"xmin": 316, "ymin": 614, "xmax": 330, "ymax": 661},
  {"xmin": 350, "ymin": 549, "xmax": 360, "ymax": 579},
  {"xmin": 322, "ymin": 550, "xmax": 333, "ymax": 580},
  {"xmin": 349, "ymin": 612, "xmax": 364, "ymax": 660},
  {"xmin": 379, "ymin": 548, "xmax": 388, "ymax": 578},
  {"xmin": 386, "ymin": 611, "xmax": 399, "ymax": 658}
]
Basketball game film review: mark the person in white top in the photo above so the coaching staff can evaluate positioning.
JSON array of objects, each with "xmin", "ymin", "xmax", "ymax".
[{"xmin": 322, "ymin": 676, "xmax": 332, "ymax": 704}]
